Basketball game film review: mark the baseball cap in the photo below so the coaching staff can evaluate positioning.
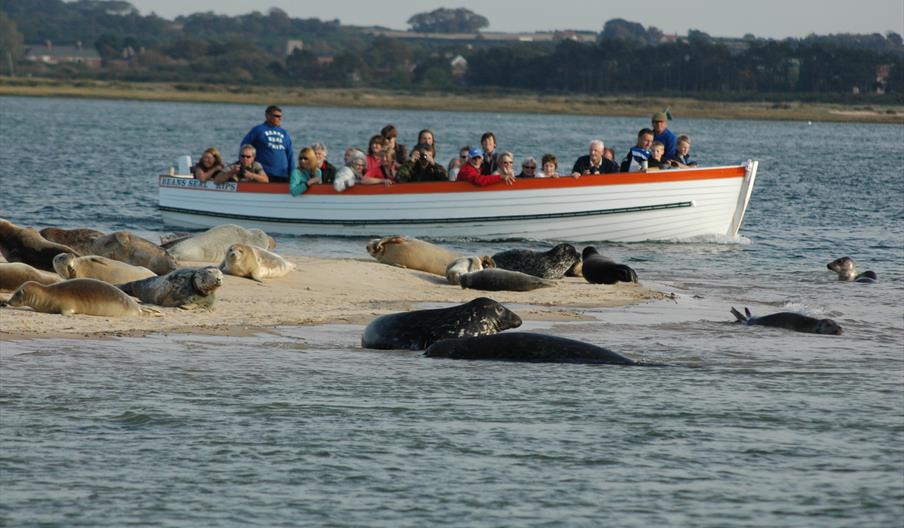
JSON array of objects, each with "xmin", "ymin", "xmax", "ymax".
[
  {"xmin": 468, "ymin": 147, "xmax": 484, "ymax": 158},
  {"xmin": 651, "ymin": 112, "xmax": 668, "ymax": 122}
]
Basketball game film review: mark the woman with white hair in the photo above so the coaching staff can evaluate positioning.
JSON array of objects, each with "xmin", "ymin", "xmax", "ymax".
[{"xmin": 333, "ymin": 149, "xmax": 368, "ymax": 192}]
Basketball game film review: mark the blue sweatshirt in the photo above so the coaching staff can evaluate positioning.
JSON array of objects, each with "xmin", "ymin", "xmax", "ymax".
[{"xmin": 240, "ymin": 123, "xmax": 295, "ymax": 178}]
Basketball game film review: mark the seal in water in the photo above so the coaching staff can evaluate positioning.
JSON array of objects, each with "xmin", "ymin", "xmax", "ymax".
[
  {"xmin": 0, "ymin": 262, "xmax": 61, "ymax": 292},
  {"xmin": 445, "ymin": 256, "xmax": 495, "ymax": 285},
  {"xmin": 166, "ymin": 224, "xmax": 277, "ymax": 263},
  {"xmin": 459, "ymin": 268, "xmax": 555, "ymax": 292},
  {"xmin": 424, "ymin": 333, "xmax": 638, "ymax": 365},
  {"xmin": 0, "ymin": 219, "xmax": 79, "ymax": 272},
  {"xmin": 491, "ymin": 243, "xmax": 580, "ymax": 279},
  {"xmin": 118, "ymin": 267, "xmax": 223, "ymax": 310},
  {"xmin": 581, "ymin": 246, "xmax": 638, "ymax": 284},
  {"xmin": 53, "ymin": 253, "xmax": 156, "ymax": 284},
  {"xmin": 219, "ymin": 243, "xmax": 295, "ymax": 281},
  {"xmin": 7, "ymin": 278, "xmax": 158, "ymax": 317},
  {"xmin": 39, "ymin": 227, "xmax": 105, "ymax": 255},
  {"xmin": 826, "ymin": 256, "xmax": 877, "ymax": 283},
  {"xmin": 90, "ymin": 231, "xmax": 177, "ymax": 275},
  {"xmin": 366, "ymin": 235, "xmax": 460, "ymax": 276},
  {"xmin": 730, "ymin": 306, "xmax": 843, "ymax": 335},
  {"xmin": 361, "ymin": 297, "xmax": 523, "ymax": 350}
]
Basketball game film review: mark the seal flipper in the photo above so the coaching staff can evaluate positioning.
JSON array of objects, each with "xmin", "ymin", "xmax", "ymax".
[{"xmin": 730, "ymin": 306, "xmax": 748, "ymax": 323}]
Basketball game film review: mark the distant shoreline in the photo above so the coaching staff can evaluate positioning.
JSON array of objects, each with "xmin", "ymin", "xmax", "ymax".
[{"xmin": 1, "ymin": 77, "xmax": 902, "ymax": 124}]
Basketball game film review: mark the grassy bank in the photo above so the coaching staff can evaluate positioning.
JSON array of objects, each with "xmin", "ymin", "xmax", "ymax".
[{"xmin": 1, "ymin": 77, "xmax": 902, "ymax": 124}]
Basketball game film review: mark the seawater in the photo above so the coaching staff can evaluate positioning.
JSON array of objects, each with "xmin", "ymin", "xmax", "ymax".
[{"xmin": 0, "ymin": 96, "xmax": 902, "ymax": 527}]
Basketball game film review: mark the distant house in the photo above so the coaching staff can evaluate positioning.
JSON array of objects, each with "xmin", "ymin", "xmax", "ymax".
[
  {"xmin": 25, "ymin": 41, "xmax": 102, "ymax": 67},
  {"xmin": 286, "ymin": 40, "xmax": 304, "ymax": 56}
]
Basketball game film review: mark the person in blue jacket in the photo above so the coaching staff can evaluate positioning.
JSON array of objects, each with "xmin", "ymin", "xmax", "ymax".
[
  {"xmin": 651, "ymin": 111, "xmax": 677, "ymax": 159},
  {"xmin": 240, "ymin": 105, "xmax": 294, "ymax": 183}
]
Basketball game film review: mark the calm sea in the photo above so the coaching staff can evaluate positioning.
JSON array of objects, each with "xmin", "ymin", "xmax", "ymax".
[{"xmin": 1, "ymin": 96, "xmax": 902, "ymax": 527}]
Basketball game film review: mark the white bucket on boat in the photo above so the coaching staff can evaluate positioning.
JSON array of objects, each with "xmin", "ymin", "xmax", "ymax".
[{"xmin": 176, "ymin": 155, "xmax": 192, "ymax": 175}]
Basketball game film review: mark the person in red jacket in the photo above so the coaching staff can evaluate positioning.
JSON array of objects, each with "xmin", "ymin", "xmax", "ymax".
[{"xmin": 457, "ymin": 147, "xmax": 516, "ymax": 187}]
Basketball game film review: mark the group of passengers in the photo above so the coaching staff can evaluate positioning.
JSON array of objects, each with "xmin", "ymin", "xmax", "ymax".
[{"xmin": 190, "ymin": 106, "xmax": 698, "ymax": 194}]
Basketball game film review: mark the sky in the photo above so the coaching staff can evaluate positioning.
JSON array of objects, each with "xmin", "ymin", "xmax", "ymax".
[{"xmin": 125, "ymin": 0, "xmax": 904, "ymax": 40}]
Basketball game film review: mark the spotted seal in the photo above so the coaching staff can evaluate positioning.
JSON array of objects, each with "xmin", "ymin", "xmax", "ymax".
[
  {"xmin": 826, "ymin": 256, "xmax": 877, "ymax": 283},
  {"xmin": 0, "ymin": 219, "xmax": 79, "ymax": 272},
  {"xmin": 581, "ymin": 246, "xmax": 638, "ymax": 284},
  {"xmin": 366, "ymin": 235, "xmax": 460, "ymax": 276},
  {"xmin": 361, "ymin": 297, "xmax": 522, "ymax": 350},
  {"xmin": 0, "ymin": 262, "xmax": 61, "ymax": 292},
  {"xmin": 491, "ymin": 243, "xmax": 580, "ymax": 279},
  {"xmin": 39, "ymin": 227, "xmax": 105, "ymax": 255},
  {"xmin": 118, "ymin": 267, "xmax": 223, "ymax": 310},
  {"xmin": 459, "ymin": 268, "xmax": 554, "ymax": 292},
  {"xmin": 7, "ymin": 278, "xmax": 158, "ymax": 317},
  {"xmin": 425, "ymin": 333, "xmax": 639, "ymax": 365},
  {"xmin": 219, "ymin": 243, "xmax": 295, "ymax": 281},
  {"xmin": 445, "ymin": 256, "xmax": 495, "ymax": 285},
  {"xmin": 90, "ymin": 231, "xmax": 177, "ymax": 275},
  {"xmin": 53, "ymin": 253, "xmax": 156, "ymax": 284},
  {"xmin": 166, "ymin": 224, "xmax": 277, "ymax": 263},
  {"xmin": 730, "ymin": 307, "xmax": 843, "ymax": 335}
]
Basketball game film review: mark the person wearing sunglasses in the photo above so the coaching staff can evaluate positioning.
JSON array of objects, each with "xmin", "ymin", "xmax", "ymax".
[
  {"xmin": 239, "ymin": 105, "xmax": 294, "ymax": 183},
  {"xmin": 216, "ymin": 145, "xmax": 268, "ymax": 184},
  {"xmin": 447, "ymin": 146, "xmax": 470, "ymax": 181}
]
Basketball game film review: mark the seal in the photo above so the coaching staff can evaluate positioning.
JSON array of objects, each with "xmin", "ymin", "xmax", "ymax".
[
  {"xmin": 7, "ymin": 278, "xmax": 158, "ymax": 317},
  {"xmin": 0, "ymin": 219, "xmax": 80, "ymax": 272},
  {"xmin": 827, "ymin": 256, "xmax": 877, "ymax": 283},
  {"xmin": 39, "ymin": 227, "xmax": 105, "ymax": 255},
  {"xmin": 366, "ymin": 235, "xmax": 460, "ymax": 276},
  {"xmin": 0, "ymin": 262, "xmax": 61, "ymax": 292},
  {"xmin": 118, "ymin": 266, "xmax": 223, "ymax": 310},
  {"xmin": 219, "ymin": 243, "xmax": 295, "ymax": 281},
  {"xmin": 361, "ymin": 297, "xmax": 522, "ymax": 350},
  {"xmin": 90, "ymin": 231, "xmax": 178, "ymax": 275},
  {"xmin": 424, "ymin": 333, "xmax": 638, "ymax": 365},
  {"xmin": 166, "ymin": 224, "xmax": 277, "ymax": 263},
  {"xmin": 459, "ymin": 269, "xmax": 555, "ymax": 292},
  {"xmin": 491, "ymin": 243, "xmax": 581, "ymax": 279},
  {"xmin": 445, "ymin": 256, "xmax": 495, "ymax": 285},
  {"xmin": 730, "ymin": 306, "xmax": 843, "ymax": 335},
  {"xmin": 581, "ymin": 246, "xmax": 638, "ymax": 284},
  {"xmin": 565, "ymin": 261, "xmax": 583, "ymax": 277},
  {"xmin": 53, "ymin": 253, "xmax": 156, "ymax": 284}
]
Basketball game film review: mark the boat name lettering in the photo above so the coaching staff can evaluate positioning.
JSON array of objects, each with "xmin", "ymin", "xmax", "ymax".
[{"xmin": 160, "ymin": 177, "xmax": 236, "ymax": 192}]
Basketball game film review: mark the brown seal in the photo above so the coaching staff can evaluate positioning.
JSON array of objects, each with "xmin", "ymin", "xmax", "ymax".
[
  {"xmin": 53, "ymin": 253, "xmax": 156, "ymax": 284},
  {"xmin": 0, "ymin": 219, "xmax": 79, "ymax": 272},
  {"xmin": 0, "ymin": 262, "xmax": 61, "ymax": 292},
  {"xmin": 90, "ymin": 231, "xmax": 177, "ymax": 275},
  {"xmin": 39, "ymin": 227, "xmax": 105, "ymax": 255},
  {"xmin": 7, "ymin": 278, "xmax": 158, "ymax": 317},
  {"xmin": 219, "ymin": 243, "xmax": 295, "ymax": 281},
  {"xmin": 366, "ymin": 235, "xmax": 460, "ymax": 276}
]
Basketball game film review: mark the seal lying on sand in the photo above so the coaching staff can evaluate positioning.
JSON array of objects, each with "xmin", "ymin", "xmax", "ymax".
[
  {"xmin": 0, "ymin": 262, "xmax": 61, "ymax": 292},
  {"xmin": 54, "ymin": 253, "xmax": 156, "ymax": 284},
  {"xmin": 118, "ymin": 267, "xmax": 223, "ymax": 310},
  {"xmin": 39, "ymin": 227, "xmax": 105, "ymax": 255},
  {"xmin": 361, "ymin": 297, "xmax": 522, "ymax": 350},
  {"xmin": 424, "ymin": 333, "xmax": 639, "ymax": 365},
  {"xmin": 460, "ymin": 268, "xmax": 554, "ymax": 292},
  {"xmin": 0, "ymin": 219, "xmax": 79, "ymax": 272},
  {"xmin": 366, "ymin": 235, "xmax": 460, "ymax": 276},
  {"xmin": 445, "ymin": 256, "xmax": 495, "ymax": 285},
  {"xmin": 219, "ymin": 243, "xmax": 295, "ymax": 281},
  {"xmin": 581, "ymin": 246, "xmax": 638, "ymax": 284},
  {"xmin": 730, "ymin": 307, "xmax": 843, "ymax": 335},
  {"xmin": 90, "ymin": 231, "xmax": 177, "ymax": 275},
  {"xmin": 7, "ymin": 278, "xmax": 158, "ymax": 317},
  {"xmin": 491, "ymin": 243, "xmax": 580, "ymax": 279},
  {"xmin": 166, "ymin": 224, "xmax": 277, "ymax": 263},
  {"xmin": 827, "ymin": 256, "xmax": 877, "ymax": 283}
]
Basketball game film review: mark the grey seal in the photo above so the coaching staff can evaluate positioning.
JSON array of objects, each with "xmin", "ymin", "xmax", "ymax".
[
  {"xmin": 219, "ymin": 243, "xmax": 295, "ymax": 281},
  {"xmin": 53, "ymin": 253, "xmax": 156, "ymax": 284},
  {"xmin": 445, "ymin": 256, "xmax": 495, "ymax": 285},
  {"xmin": 0, "ymin": 219, "xmax": 80, "ymax": 272},
  {"xmin": 118, "ymin": 266, "xmax": 223, "ymax": 310},
  {"xmin": 459, "ymin": 268, "xmax": 555, "ymax": 292},
  {"xmin": 361, "ymin": 297, "xmax": 523, "ymax": 350},
  {"xmin": 491, "ymin": 243, "xmax": 580, "ymax": 279},
  {"xmin": 581, "ymin": 246, "xmax": 638, "ymax": 284},
  {"xmin": 39, "ymin": 227, "xmax": 105, "ymax": 255},
  {"xmin": 7, "ymin": 278, "xmax": 158, "ymax": 317},
  {"xmin": 166, "ymin": 224, "xmax": 277, "ymax": 263},
  {"xmin": 90, "ymin": 231, "xmax": 178, "ymax": 275},
  {"xmin": 827, "ymin": 256, "xmax": 877, "ymax": 283},
  {"xmin": 424, "ymin": 333, "xmax": 638, "ymax": 365},
  {"xmin": 730, "ymin": 306, "xmax": 843, "ymax": 335}
]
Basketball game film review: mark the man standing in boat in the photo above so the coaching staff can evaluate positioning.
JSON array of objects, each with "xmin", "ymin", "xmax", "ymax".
[{"xmin": 240, "ymin": 105, "xmax": 295, "ymax": 183}]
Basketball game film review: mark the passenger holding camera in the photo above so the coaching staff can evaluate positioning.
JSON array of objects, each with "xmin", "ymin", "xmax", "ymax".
[
  {"xmin": 215, "ymin": 144, "xmax": 269, "ymax": 184},
  {"xmin": 396, "ymin": 144, "xmax": 448, "ymax": 183}
]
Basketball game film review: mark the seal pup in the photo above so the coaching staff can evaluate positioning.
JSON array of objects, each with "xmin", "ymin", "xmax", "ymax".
[
  {"xmin": 826, "ymin": 256, "xmax": 877, "ymax": 283},
  {"xmin": 730, "ymin": 307, "xmax": 843, "ymax": 335},
  {"xmin": 0, "ymin": 262, "xmax": 61, "ymax": 292},
  {"xmin": 361, "ymin": 297, "xmax": 522, "ymax": 350},
  {"xmin": 491, "ymin": 243, "xmax": 580, "ymax": 279},
  {"xmin": 445, "ymin": 256, "xmax": 495, "ymax": 285},
  {"xmin": 366, "ymin": 236, "xmax": 460, "ymax": 276},
  {"xmin": 0, "ymin": 219, "xmax": 80, "ymax": 272},
  {"xmin": 118, "ymin": 266, "xmax": 223, "ymax": 310},
  {"xmin": 581, "ymin": 246, "xmax": 638, "ymax": 284},
  {"xmin": 7, "ymin": 279, "xmax": 158, "ymax": 317},
  {"xmin": 166, "ymin": 224, "xmax": 277, "ymax": 263},
  {"xmin": 39, "ymin": 227, "xmax": 105, "ymax": 255},
  {"xmin": 219, "ymin": 243, "xmax": 295, "ymax": 281},
  {"xmin": 90, "ymin": 231, "xmax": 178, "ymax": 275},
  {"xmin": 460, "ymin": 269, "xmax": 555, "ymax": 292},
  {"xmin": 53, "ymin": 253, "xmax": 156, "ymax": 284},
  {"xmin": 425, "ymin": 333, "xmax": 638, "ymax": 365}
]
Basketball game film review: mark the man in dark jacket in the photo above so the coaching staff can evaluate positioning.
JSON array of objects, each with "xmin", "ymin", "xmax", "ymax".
[{"xmin": 396, "ymin": 144, "xmax": 448, "ymax": 183}]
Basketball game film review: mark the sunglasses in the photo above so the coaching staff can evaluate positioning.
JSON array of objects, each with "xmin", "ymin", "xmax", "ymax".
[
  {"xmin": 240, "ymin": 154, "xmax": 253, "ymax": 159},
  {"xmin": 270, "ymin": 114, "xmax": 283, "ymax": 119},
  {"xmin": 523, "ymin": 165, "xmax": 536, "ymax": 169}
]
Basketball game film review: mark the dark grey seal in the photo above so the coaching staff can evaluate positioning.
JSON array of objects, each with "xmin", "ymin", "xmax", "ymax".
[
  {"xmin": 424, "ymin": 333, "xmax": 638, "ymax": 365},
  {"xmin": 826, "ymin": 256, "xmax": 877, "ymax": 283},
  {"xmin": 581, "ymin": 246, "xmax": 638, "ymax": 284},
  {"xmin": 361, "ymin": 297, "xmax": 522, "ymax": 350},
  {"xmin": 491, "ymin": 243, "xmax": 581, "ymax": 279},
  {"xmin": 0, "ymin": 219, "xmax": 79, "ymax": 272},
  {"xmin": 730, "ymin": 306, "xmax": 843, "ymax": 335},
  {"xmin": 118, "ymin": 266, "xmax": 223, "ymax": 309},
  {"xmin": 459, "ymin": 269, "xmax": 554, "ymax": 292}
]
